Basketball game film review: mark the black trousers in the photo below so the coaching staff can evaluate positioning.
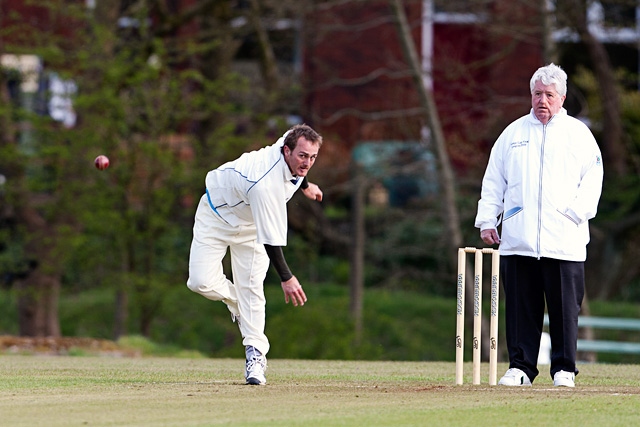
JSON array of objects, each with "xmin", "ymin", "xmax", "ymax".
[{"xmin": 501, "ymin": 255, "xmax": 584, "ymax": 382}]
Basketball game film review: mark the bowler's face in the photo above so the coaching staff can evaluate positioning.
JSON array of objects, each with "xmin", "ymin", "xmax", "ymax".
[
  {"xmin": 531, "ymin": 81, "xmax": 565, "ymax": 125},
  {"xmin": 284, "ymin": 137, "xmax": 319, "ymax": 177}
]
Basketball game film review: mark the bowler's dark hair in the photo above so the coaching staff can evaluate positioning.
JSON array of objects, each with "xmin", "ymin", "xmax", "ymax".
[{"xmin": 283, "ymin": 124, "xmax": 323, "ymax": 151}]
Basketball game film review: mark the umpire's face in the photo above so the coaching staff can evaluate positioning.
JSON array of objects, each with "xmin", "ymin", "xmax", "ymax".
[
  {"xmin": 284, "ymin": 137, "xmax": 319, "ymax": 177},
  {"xmin": 531, "ymin": 80, "xmax": 565, "ymax": 125}
]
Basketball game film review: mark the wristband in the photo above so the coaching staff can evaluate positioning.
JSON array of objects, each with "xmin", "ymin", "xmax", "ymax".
[{"xmin": 300, "ymin": 177, "xmax": 309, "ymax": 190}]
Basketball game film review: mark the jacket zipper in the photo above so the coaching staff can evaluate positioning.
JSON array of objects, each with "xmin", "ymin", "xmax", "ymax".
[
  {"xmin": 537, "ymin": 124, "xmax": 545, "ymax": 259},
  {"xmin": 537, "ymin": 114, "xmax": 555, "ymax": 259}
]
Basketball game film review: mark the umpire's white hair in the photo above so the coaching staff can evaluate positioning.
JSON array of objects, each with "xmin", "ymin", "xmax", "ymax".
[{"xmin": 530, "ymin": 63, "xmax": 567, "ymax": 96}]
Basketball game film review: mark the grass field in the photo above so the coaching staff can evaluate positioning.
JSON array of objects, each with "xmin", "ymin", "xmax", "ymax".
[{"xmin": 1, "ymin": 356, "xmax": 639, "ymax": 426}]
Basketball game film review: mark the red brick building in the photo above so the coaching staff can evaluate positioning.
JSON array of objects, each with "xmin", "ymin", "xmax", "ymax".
[{"xmin": 302, "ymin": 0, "xmax": 544, "ymax": 174}]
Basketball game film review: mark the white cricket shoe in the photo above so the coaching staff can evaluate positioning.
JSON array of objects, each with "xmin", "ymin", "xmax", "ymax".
[
  {"xmin": 553, "ymin": 370, "xmax": 575, "ymax": 387},
  {"xmin": 498, "ymin": 368, "xmax": 532, "ymax": 386},
  {"xmin": 245, "ymin": 346, "xmax": 267, "ymax": 385}
]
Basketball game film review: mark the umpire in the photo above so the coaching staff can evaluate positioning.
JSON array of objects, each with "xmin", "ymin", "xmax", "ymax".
[{"xmin": 475, "ymin": 64, "xmax": 603, "ymax": 387}]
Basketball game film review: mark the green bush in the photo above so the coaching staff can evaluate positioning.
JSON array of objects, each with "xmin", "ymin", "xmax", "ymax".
[{"xmin": 2, "ymin": 285, "xmax": 640, "ymax": 364}]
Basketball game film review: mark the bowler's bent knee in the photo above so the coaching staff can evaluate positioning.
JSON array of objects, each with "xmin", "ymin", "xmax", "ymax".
[{"xmin": 186, "ymin": 277, "xmax": 226, "ymax": 301}]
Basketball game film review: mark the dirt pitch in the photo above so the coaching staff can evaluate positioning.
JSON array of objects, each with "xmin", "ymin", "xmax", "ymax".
[{"xmin": 1, "ymin": 355, "xmax": 639, "ymax": 426}]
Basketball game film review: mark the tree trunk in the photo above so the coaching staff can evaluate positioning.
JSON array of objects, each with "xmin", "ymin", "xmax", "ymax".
[
  {"xmin": 540, "ymin": 0, "xmax": 558, "ymax": 63},
  {"xmin": 391, "ymin": 0, "xmax": 491, "ymax": 359},
  {"xmin": 249, "ymin": 0, "xmax": 280, "ymax": 95},
  {"xmin": 563, "ymin": 0, "xmax": 626, "ymax": 177},
  {"xmin": 16, "ymin": 271, "xmax": 60, "ymax": 337},
  {"xmin": 578, "ymin": 33, "xmax": 625, "ymax": 177},
  {"xmin": 389, "ymin": 0, "xmax": 463, "ymax": 251},
  {"xmin": 14, "ymin": 205, "xmax": 62, "ymax": 337},
  {"xmin": 349, "ymin": 164, "xmax": 366, "ymax": 343},
  {"xmin": 113, "ymin": 289, "xmax": 128, "ymax": 340}
]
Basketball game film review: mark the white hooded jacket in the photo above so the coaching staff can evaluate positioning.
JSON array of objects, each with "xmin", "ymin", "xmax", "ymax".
[{"xmin": 475, "ymin": 108, "xmax": 603, "ymax": 261}]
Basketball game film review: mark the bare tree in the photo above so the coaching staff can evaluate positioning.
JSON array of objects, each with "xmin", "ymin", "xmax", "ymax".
[
  {"xmin": 389, "ymin": 0, "xmax": 462, "ymax": 251},
  {"xmin": 555, "ymin": 0, "xmax": 627, "ymax": 177}
]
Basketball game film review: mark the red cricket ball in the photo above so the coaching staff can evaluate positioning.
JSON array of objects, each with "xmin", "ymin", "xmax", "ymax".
[{"xmin": 94, "ymin": 155, "xmax": 110, "ymax": 170}]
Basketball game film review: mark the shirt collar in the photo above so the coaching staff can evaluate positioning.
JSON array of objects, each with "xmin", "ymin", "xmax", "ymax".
[{"xmin": 281, "ymin": 154, "xmax": 297, "ymax": 183}]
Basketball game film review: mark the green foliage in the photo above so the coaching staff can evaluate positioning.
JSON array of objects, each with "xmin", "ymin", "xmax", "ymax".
[
  {"xmin": 117, "ymin": 335, "xmax": 206, "ymax": 358},
  {"xmin": 572, "ymin": 66, "xmax": 640, "ymax": 223},
  {"xmin": 0, "ymin": 288, "xmax": 18, "ymax": 335},
  {"xmin": 365, "ymin": 209, "xmax": 451, "ymax": 295},
  {"xmin": 279, "ymin": 233, "xmax": 350, "ymax": 285},
  {"xmin": 586, "ymin": 300, "xmax": 640, "ymax": 364},
  {"xmin": 0, "ymin": 231, "xmax": 28, "ymax": 286},
  {"xmin": 6, "ymin": 284, "xmax": 640, "ymax": 364},
  {"xmin": 0, "ymin": 1, "xmax": 270, "ymax": 339},
  {"xmin": 5, "ymin": 0, "xmax": 640, "ymax": 353},
  {"xmin": 570, "ymin": 66, "xmax": 640, "ymax": 297},
  {"xmin": 265, "ymin": 284, "xmax": 367, "ymax": 360},
  {"xmin": 58, "ymin": 287, "xmax": 124, "ymax": 338},
  {"xmin": 0, "ymin": 284, "xmax": 471, "ymax": 362},
  {"xmin": 312, "ymin": 255, "xmax": 351, "ymax": 285}
]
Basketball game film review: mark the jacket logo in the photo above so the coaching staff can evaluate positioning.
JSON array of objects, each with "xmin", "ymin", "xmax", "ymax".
[{"xmin": 510, "ymin": 140, "xmax": 528, "ymax": 148}]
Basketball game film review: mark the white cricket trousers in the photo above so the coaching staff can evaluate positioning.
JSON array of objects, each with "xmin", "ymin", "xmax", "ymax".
[{"xmin": 187, "ymin": 194, "xmax": 271, "ymax": 356}]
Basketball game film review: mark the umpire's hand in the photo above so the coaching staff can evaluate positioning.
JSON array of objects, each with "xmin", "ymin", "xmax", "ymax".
[
  {"xmin": 281, "ymin": 276, "xmax": 307, "ymax": 306},
  {"xmin": 480, "ymin": 228, "xmax": 501, "ymax": 245}
]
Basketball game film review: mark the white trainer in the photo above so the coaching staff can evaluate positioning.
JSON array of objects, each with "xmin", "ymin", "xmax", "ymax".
[
  {"xmin": 245, "ymin": 346, "xmax": 267, "ymax": 385},
  {"xmin": 498, "ymin": 368, "xmax": 532, "ymax": 386},
  {"xmin": 553, "ymin": 370, "xmax": 575, "ymax": 387}
]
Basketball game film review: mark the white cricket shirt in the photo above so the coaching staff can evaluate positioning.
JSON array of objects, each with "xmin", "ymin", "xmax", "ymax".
[{"xmin": 204, "ymin": 134, "xmax": 302, "ymax": 246}]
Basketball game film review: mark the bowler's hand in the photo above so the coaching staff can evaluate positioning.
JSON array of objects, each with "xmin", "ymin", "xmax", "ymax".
[
  {"xmin": 302, "ymin": 183, "xmax": 323, "ymax": 202},
  {"xmin": 480, "ymin": 229, "xmax": 501, "ymax": 245},
  {"xmin": 281, "ymin": 276, "xmax": 308, "ymax": 307}
]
